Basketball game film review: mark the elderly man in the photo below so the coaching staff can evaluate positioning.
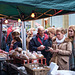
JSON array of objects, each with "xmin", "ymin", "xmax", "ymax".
[{"xmin": 29, "ymin": 26, "xmax": 49, "ymax": 61}]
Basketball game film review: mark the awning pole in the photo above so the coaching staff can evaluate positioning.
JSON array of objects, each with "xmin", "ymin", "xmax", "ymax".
[
  {"xmin": 24, "ymin": 21, "xmax": 26, "ymax": 50},
  {"xmin": 21, "ymin": 21, "xmax": 26, "ymax": 50},
  {"xmin": 0, "ymin": 19, "xmax": 2, "ymax": 49}
]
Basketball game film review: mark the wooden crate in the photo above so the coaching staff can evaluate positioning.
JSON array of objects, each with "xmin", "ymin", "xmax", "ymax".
[
  {"xmin": 24, "ymin": 63, "xmax": 50, "ymax": 75},
  {"xmin": 12, "ymin": 56, "xmax": 47, "ymax": 65}
]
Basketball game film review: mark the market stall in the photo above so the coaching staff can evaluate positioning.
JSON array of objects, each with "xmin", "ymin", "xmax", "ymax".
[
  {"xmin": 0, "ymin": 0, "xmax": 75, "ymax": 75},
  {"xmin": 4, "ymin": 48, "xmax": 50, "ymax": 75},
  {"xmin": 0, "ymin": 0, "xmax": 75, "ymax": 50}
]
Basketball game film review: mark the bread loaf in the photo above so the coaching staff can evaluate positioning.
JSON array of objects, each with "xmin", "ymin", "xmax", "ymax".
[
  {"xmin": 15, "ymin": 47, "xmax": 23, "ymax": 53},
  {"xmin": 12, "ymin": 51, "xmax": 20, "ymax": 57}
]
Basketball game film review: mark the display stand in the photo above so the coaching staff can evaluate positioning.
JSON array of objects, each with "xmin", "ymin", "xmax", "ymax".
[{"xmin": 13, "ymin": 57, "xmax": 47, "ymax": 65}]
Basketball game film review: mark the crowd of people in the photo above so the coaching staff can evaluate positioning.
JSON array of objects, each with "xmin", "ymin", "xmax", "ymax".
[
  {"xmin": 27, "ymin": 25, "xmax": 75, "ymax": 70},
  {"xmin": 1, "ymin": 25, "xmax": 75, "ymax": 70}
]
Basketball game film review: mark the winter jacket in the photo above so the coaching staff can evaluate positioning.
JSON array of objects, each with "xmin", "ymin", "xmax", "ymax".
[
  {"xmin": 29, "ymin": 34, "xmax": 48, "ymax": 58},
  {"xmin": 1, "ymin": 34, "xmax": 6, "ymax": 50},
  {"xmin": 50, "ymin": 39, "xmax": 72, "ymax": 70},
  {"xmin": 13, "ymin": 42, "xmax": 22, "ymax": 49},
  {"xmin": 46, "ymin": 38, "xmax": 53, "ymax": 65},
  {"xmin": 7, "ymin": 32, "xmax": 13, "ymax": 47}
]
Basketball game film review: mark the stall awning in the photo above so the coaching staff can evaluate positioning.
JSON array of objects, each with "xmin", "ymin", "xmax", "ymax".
[{"xmin": 0, "ymin": 0, "xmax": 75, "ymax": 20}]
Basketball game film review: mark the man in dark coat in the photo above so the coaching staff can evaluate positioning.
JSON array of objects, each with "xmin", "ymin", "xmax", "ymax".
[
  {"xmin": 7, "ymin": 31, "xmax": 13, "ymax": 48},
  {"xmin": 29, "ymin": 26, "xmax": 49, "ymax": 64},
  {"xmin": 1, "ymin": 31, "xmax": 6, "ymax": 51}
]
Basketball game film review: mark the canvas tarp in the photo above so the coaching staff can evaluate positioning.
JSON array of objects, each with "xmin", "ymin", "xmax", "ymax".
[{"xmin": 0, "ymin": 0, "xmax": 75, "ymax": 20}]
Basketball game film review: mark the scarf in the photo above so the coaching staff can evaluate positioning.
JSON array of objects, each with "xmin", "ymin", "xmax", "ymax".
[
  {"xmin": 56, "ymin": 35, "xmax": 65, "ymax": 44},
  {"xmin": 37, "ymin": 34, "xmax": 48, "ymax": 45}
]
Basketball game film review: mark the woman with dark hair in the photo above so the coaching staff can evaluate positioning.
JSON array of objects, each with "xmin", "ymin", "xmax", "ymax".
[
  {"xmin": 9, "ymin": 31, "xmax": 22, "ymax": 51},
  {"xmin": 46, "ymin": 27, "xmax": 56, "ymax": 65},
  {"xmin": 13, "ymin": 36, "xmax": 22, "ymax": 49}
]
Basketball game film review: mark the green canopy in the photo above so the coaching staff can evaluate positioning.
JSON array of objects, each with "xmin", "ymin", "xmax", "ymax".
[{"xmin": 0, "ymin": 0, "xmax": 75, "ymax": 20}]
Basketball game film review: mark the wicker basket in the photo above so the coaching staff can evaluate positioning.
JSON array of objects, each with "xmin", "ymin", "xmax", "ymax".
[{"xmin": 24, "ymin": 63, "xmax": 50, "ymax": 75}]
